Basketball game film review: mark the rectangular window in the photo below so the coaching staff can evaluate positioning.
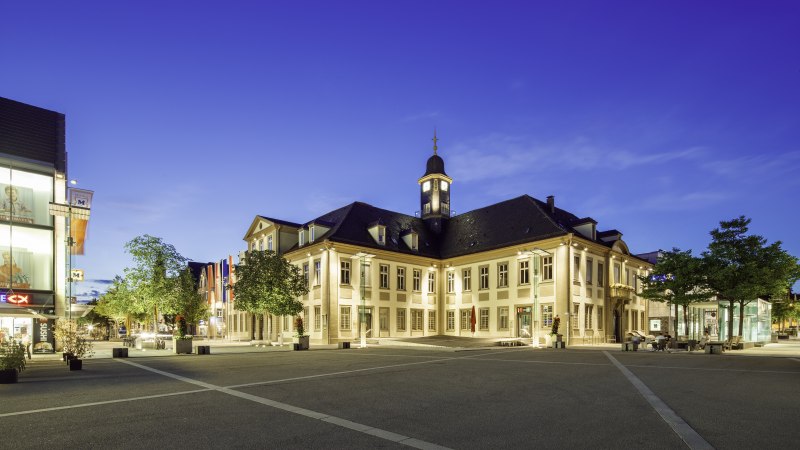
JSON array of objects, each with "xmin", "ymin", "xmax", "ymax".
[
  {"xmin": 640, "ymin": 312, "xmax": 645, "ymax": 331},
  {"xmin": 258, "ymin": 240, "xmax": 264, "ymax": 251},
  {"xmin": 574, "ymin": 256, "xmax": 581, "ymax": 282},
  {"xmin": 379, "ymin": 307, "xmax": 389, "ymax": 331},
  {"xmin": 423, "ymin": 203, "xmax": 431, "ymax": 214},
  {"xmin": 397, "ymin": 308, "xmax": 407, "ymax": 331},
  {"xmin": 586, "ymin": 258, "xmax": 593, "ymax": 285},
  {"xmin": 428, "ymin": 271, "xmax": 435, "ymax": 294},
  {"xmin": 585, "ymin": 305, "xmax": 593, "ymax": 329},
  {"xmin": 479, "ymin": 266, "xmax": 489, "ymax": 290},
  {"xmin": 542, "ymin": 256, "xmax": 553, "ymax": 281},
  {"xmin": 284, "ymin": 315, "xmax": 290, "ymax": 331},
  {"xmin": 597, "ymin": 307, "xmax": 604, "ymax": 330},
  {"xmin": 299, "ymin": 230, "xmax": 305, "ymax": 246},
  {"xmin": 303, "ymin": 263, "xmax": 309, "ymax": 287},
  {"xmin": 314, "ymin": 306, "xmax": 321, "ymax": 331},
  {"xmin": 413, "ymin": 269, "xmax": 421, "ymax": 291},
  {"xmin": 340, "ymin": 306, "xmax": 351, "ymax": 330},
  {"xmin": 479, "ymin": 308, "xmax": 489, "ymax": 331},
  {"xmin": 309, "ymin": 226, "xmax": 315, "ymax": 242},
  {"xmin": 0, "ymin": 225, "xmax": 53, "ymax": 290},
  {"xmin": 614, "ymin": 263, "xmax": 621, "ymax": 284},
  {"xmin": 377, "ymin": 226, "xmax": 385, "ymax": 245},
  {"xmin": 447, "ymin": 310, "xmax": 455, "ymax": 331},
  {"xmin": 542, "ymin": 304, "xmax": 554, "ymax": 328},
  {"xmin": 572, "ymin": 303, "xmax": 580, "ymax": 329},
  {"xmin": 379, "ymin": 264, "xmax": 389, "ymax": 289},
  {"xmin": 340, "ymin": 261, "xmax": 351, "ymax": 285},
  {"xmin": 497, "ymin": 262, "xmax": 508, "ymax": 288},
  {"xmin": 303, "ymin": 307, "xmax": 309, "ymax": 332},
  {"xmin": 498, "ymin": 307, "xmax": 509, "ymax": 330},
  {"xmin": 267, "ymin": 235, "xmax": 273, "ymax": 251},
  {"xmin": 411, "ymin": 234, "xmax": 418, "ymax": 250},
  {"xmin": 314, "ymin": 260, "xmax": 321, "ymax": 286},
  {"xmin": 428, "ymin": 311, "xmax": 437, "ymax": 331},
  {"xmin": 1, "ymin": 168, "xmax": 55, "ymax": 226},
  {"xmin": 361, "ymin": 262, "xmax": 371, "ymax": 287},
  {"xmin": 461, "ymin": 309, "xmax": 472, "ymax": 331},
  {"xmin": 598, "ymin": 263, "xmax": 605, "ymax": 287},
  {"xmin": 447, "ymin": 271, "xmax": 455, "ymax": 293},
  {"xmin": 397, "ymin": 267, "xmax": 406, "ymax": 291},
  {"xmin": 411, "ymin": 309, "xmax": 423, "ymax": 331},
  {"xmin": 518, "ymin": 260, "xmax": 530, "ymax": 285},
  {"xmin": 462, "ymin": 269, "xmax": 472, "ymax": 291}
]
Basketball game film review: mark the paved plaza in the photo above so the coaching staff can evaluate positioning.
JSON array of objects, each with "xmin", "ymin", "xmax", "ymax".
[{"xmin": 1, "ymin": 340, "xmax": 799, "ymax": 449}]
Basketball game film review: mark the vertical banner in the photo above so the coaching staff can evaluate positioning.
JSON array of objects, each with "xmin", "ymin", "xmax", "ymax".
[
  {"xmin": 207, "ymin": 264, "xmax": 214, "ymax": 305},
  {"xmin": 221, "ymin": 258, "xmax": 229, "ymax": 303},
  {"xmin": 69, "ymin": 189, "xmax": 93, "ymax": 255},
  {"xmin": 33, "ymin": 318, "xmax": 55, "ymax": 353},
  {"xmin": 228, "ymin": 255, "xmax": 235, "ymax": 303}
]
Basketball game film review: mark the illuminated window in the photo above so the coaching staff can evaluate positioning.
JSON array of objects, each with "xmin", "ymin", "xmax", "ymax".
[
  {"xmin": 542, "ymin": 304, "xmax": 553, "ymax": 328},
  {"xmin": 498, "ymin": 307, "xmax": 509, "ymax": 330},
  {"xmin": 519, "ymin": 260, "xmax": 529, "ymax": 285},
  {"xmin": 542, "ymin": 256, "xmax": 553, "ymax": 281},
  {"xmin": 479, "ymin": 308, "xmax": 489, "ymax": 331},
  {"xmin": 427, "ymin": 271, "xmax": 435, "ymax": 293},
  {"xmin": 428, "ymin": 311, "xmax": 437, "ymax": 331},
  {"xmin": 267, "ymin": 235, "xmax": 273, "ymax": 251},
  {"xmin": 361, "ymin": 262, "xmax": 371, "ymax": 287},
  {"xmin": 314, "ymin": 306, "xmax": 321, "ymax": 331},
  {"xmin": 462, "ymin": 269, "xmax": 471, "ymax": 291},
  {"xmin": 585, "ymin": 305, "xmax": 593, "ymax": 329},
  {"xmin": 422, "ymin": 181, "xmax": 431, "ymax": 192},
  {"xmin": 411, "ymin": 309, "xmax": 423, "ymax": 331},
  {"xmin": 397, "ymin": 266, "xmax": 406, "ymax": 290},
  {"xmin": 303, "ymin": 263, "xmax": 309, "ymax": 287},
  {"xmin": 299, "ymin": 229, "xmax": 305, "ymax": 246},
  {"xmin": 460, "ymin": 309, "xmax": 472, "ymax": 331},
  {"xmin": 379, "ymin": 264, "xmax": 389, "ymax": 289},
  {"xmin": 413, "ymin": 269, "xmax": 421, "ymax": 291},
  {"xmin": 479, "ymin": 266, "xmax": 489, "ymax": 290},
  {"xmin": 340, "ymin": 261, "xmax": 351, "ymax": 285},
  {"xmin": 440, "ymin": 180, "xmax": 448, "ymax": 191},
  {"xmin": 340, "ymin": 306, "xmax": 351, "ymax": 330},
  {"xmin": 313, "ymin": 260, "xmax": 321, "ymax": 286},
  {"xmin": 497, "ymin": 262, "xmax": 508, "ymax": 288},
  {"xmin": 397, "ymin": 308, "xmax": 407, "ymax": 331},
  {"xmin": 447, "ymin": 310, "xmax": 455, "ymax": 331},
  {"xmin": 447, "ymin": 271, "xmax": 454, "ymax": 293}
]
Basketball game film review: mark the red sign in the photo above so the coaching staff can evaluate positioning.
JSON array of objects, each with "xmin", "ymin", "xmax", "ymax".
[{"xmin": 7, "ymin": 294, "xmax": 30, "ymax": 304}]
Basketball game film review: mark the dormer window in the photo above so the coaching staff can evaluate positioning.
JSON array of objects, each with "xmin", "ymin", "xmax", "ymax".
[
  {"xmin": 377, "ymin": 226, "xmax": 385, "ymax": 245},
  {"xmin": 310, "ymin": 225, "xmax": 316, "ymax": 243},
  {"xmin": 368, "ymin": 221, "xmax": 387, "ymax": 245},
  {"xmin": 411, "ymin": 233, "xmax": 418, "ymax": 250},
  {"xmin": 299, "ymin": 229, "xmax": 306, "ymax": 246},
  {"xmin": 441, "ymin": 181, "xmax": 448, "ymax": 191},
  {"xmin": 422, "ymin": 180, "xmax": 431, "ymax": 192}
]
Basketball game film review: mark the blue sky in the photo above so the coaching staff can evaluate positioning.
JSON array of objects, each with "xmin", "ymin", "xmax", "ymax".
[{"xmin": 2, "ymin": 1, "xmax": 799, "ymax": 289}]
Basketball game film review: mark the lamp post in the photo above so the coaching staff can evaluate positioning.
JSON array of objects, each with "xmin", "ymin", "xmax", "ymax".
[
  {"xmin": 352, "ymin": 252, "xmax": 374, "ymax": 348},
  {"xmin": 48, "ymin": 180, "xmax": 91, "ymax": 323},
  {"xmin": 520, "ymin": 248, "xmax": 551, "ymax": 348}
]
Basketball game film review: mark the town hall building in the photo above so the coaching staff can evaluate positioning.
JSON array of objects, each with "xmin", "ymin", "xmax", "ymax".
[{"xmin": 237, "ymin": 135, "xmax": 652, "ymax": 346}]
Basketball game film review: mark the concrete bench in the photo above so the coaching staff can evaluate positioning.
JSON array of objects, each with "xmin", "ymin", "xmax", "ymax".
[
  {"xmin": 706, "ymin": 342, "xmax": 724, "ymax": 354},
  {"xmin": 112, "ymin": 347, "xmax": 128, "ymax": 358}
]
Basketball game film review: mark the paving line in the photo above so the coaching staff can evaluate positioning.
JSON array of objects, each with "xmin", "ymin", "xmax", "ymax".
[
  {"xmin": 625, "ymin": 364, "xmax": 800, "ymax": 375},
  {"xmin": 604, "ymin": 351, "xmax": 714, "ymax": 450},
  {"xmin": 118, "ymin": 359, "xmax": 452, "ymax": 450},
  {"xmin": 0, "ymin": 388, "xmax": 210, "ymax": 418}
]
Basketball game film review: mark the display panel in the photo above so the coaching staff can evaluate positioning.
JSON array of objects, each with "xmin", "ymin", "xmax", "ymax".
[
  {"xmin": 0, "ymin": 225, "xmax": 53, "ymax": 290},
  {"xmin": 0, "ymin": 167, "xmax": 54, "ymax": 226}
]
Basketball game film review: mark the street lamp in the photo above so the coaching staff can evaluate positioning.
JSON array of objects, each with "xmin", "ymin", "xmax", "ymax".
[
  {"xmin": 519, "ymin": 248, "xmax": 551, "ymax": 348},
  {"xmin": 352, "ymin": 251, "xmax": 374, "ymax": 349},
  {"xmin": 49, "ymin": 180, "xmax": 91, "ymax": 322}
]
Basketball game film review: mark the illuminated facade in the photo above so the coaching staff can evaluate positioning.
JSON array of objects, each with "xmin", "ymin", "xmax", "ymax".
[
  {"xmin": 0, "ymin": 97, "xmax": 69, "ymax": 353},
  {"xmin": 240, "ymin": 137, "xmax": 652, "ymax": 345}
]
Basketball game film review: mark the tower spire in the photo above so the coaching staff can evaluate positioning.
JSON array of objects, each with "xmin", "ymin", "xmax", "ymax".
[{"xmin": 432, "ymin": 128, "xmax": 438, "ymax": 155}]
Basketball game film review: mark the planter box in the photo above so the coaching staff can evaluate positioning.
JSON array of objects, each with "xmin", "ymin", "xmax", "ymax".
[
  {"xmin": 294, "ymin": 336, "xmax": 309, "ymax": 350},
  {"xmin": 174, "ymin": 339, "xmax": 193, "ymax": 354},
  {"xmin": 0, "ymin": 368, "xmax": 18, "ymax": 384},
  {"xmin": 197, "ymin": 345, "xmax": 211, "ymax": 355},
  {"xmin": 112, "ymin": 348, "xmax": 128, "ymax": 358},
  {"xmin": 69, "ymin": 359, "xmax": 83, "ymax": 371}
]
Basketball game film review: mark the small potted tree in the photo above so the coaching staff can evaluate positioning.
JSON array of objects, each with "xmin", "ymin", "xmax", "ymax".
[
  {"xmin": 0, "ymin": 340, "xmax": 26, "ymax": 383},
  {"xmin": 293, "ymin": 316, "xmax": 309, "ymax": 350},
  {"xmin": 55, "ymin": 320, "xmax": 94, "ymax": 370},
  {"xmin": 69, "ymin": 334, "xmax": 95, "ymax": 371},
  {"xmin": 173, "ymin": 316, "xmax": 193, "ymax": 354}
]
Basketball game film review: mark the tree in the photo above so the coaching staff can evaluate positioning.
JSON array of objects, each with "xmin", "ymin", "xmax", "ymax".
[
  {"xmin": 123, "ymin": 235, "xmax": 188, "ymax": 332},
  {"xmin": 638, "ymin": 248, "xmax": 711, "ymax": 339},
  {"xmin": 94, "ymin": 276, "xmax": 139, "ymax": 337},
  {"xmin": 771, "ymin": 292, "xmax": 799, "ymax": 332},
  {"xmin": 703, "ymin": 216, "xmax": 800, "ymax": 341},
  {"xmin": 230, "ymin": 250, "xmax": 308, "ymax": 341},
  {"xmin": 173, "ymin": 267, "xmax": 209, "ymax": 336}
]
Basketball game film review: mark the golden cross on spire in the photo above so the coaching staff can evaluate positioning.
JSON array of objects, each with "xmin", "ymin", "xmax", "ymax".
[{"xmin": 432, "ymin": 128, "xmax": 439, "ymax": 155}]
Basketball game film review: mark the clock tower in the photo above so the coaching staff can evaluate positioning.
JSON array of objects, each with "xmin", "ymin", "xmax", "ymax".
[{"xmin": 418, "ymin": 130, "xmax": 452, "ymax": 234}]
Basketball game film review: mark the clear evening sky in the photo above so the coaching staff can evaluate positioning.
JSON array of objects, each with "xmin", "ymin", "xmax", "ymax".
[{"xmin": 2, "ymin": 1, "xmax": 798, "ymax": 290}]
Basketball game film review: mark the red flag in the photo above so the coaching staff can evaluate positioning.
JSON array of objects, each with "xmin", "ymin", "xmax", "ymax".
[{"xmin": 470, "ymin": 305, "xmax": 476, "ymax": 333}]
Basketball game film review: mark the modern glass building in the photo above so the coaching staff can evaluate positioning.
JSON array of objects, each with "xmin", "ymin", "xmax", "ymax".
[{"xmin": 0, "ymin": 97, "xmax": 68, "ymax": 353}]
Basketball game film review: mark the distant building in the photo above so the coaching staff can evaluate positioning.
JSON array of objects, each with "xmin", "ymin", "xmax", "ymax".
[
  {"xmin": 0, "ymin": 97, "xmax": 69, "ymax": 353},
  {"xmin": 238, "ymin": 136, "xmax": 653, "ymax": 345}
]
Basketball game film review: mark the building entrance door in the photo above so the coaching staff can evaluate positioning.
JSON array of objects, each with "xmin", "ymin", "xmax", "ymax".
[
  {"xmin": 517, "ymin": 308, "xmax": 532, "ymax": 338},
  {"xmin": 360, "ymin": 307, "xmax": 373, "ymax": 338}
]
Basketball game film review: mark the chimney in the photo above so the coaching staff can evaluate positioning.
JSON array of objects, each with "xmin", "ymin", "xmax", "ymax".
[{"xmin": 546, "ymin": 195, "xmax": 555, "ymax": 213}]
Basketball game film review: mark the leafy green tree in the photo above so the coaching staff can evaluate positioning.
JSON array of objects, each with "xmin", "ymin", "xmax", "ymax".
[
  {"xmin": 173, "ymin": 267, "xmax": 209, "ymax": 336},
  {"xmin": 124, "ymin": 235, "xmax": 188, "ymax": 332},
  {"xmin": 230, "ymin": 250, "xmax": 308, "ymax": 341},
  {"xmin": 703, "ymin": 216, "xmax": 800, "ymax": 341},
  {"xmin": 638, "ymin": 248, "xmax": 711, "ymax": 339},
  {"xmin": 771, "ymin": 293, "xmax": 799, "ymax": 332},
  {"xmin": 94, "ymin": 276, "xmax": 138, "ymax": 337}
]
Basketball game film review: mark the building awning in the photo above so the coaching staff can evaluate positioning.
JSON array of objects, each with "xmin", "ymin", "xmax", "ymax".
[{"xmin": 0, "ymin": 302, "xmax": 54, "ymax": 319}]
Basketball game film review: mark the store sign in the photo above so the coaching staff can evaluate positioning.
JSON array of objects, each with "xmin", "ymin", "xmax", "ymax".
[
  {"xmin": 71, "ymin": 269, "xmax": 84, "ymax": 281},
  {"xmin": 33, "ymin": 319, "xmax": 55, "ymax": 353},
  {"xmin": 3, "ymin": 293, "xmax": 30, "ymax": 304}
]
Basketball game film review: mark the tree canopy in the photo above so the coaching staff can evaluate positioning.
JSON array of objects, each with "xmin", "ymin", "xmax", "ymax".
[
  {"xmin": 638, "ymin": 248, "xmax": 710, "ymax": 337},
  {"xmin": 703, "ymin": 216, "xmax": 800, "ymax": 340},
  {"xmin": 231, "ymin": 250, "xmax": 308, "ymax": 318}
]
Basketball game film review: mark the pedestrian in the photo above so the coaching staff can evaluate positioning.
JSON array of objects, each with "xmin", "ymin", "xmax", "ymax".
[{"xmin": 632, "ymin": 333, "xmax": 640, "ymax": 351}]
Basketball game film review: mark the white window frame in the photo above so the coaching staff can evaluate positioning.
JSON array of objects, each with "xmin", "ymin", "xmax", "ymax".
[
  {"xmin": 340, "ymin": 306, "xmax": 351, "ymax": 331},
  {"xmin": 413, "ymin": 269, "xmax": 421, "ymax": 292},
  {"xmin": 447, "ymin": 271, "xmax": 455, "ymax": 293},
  {"xmin": 479, "ymin": 265, "xmax": 489, "ymax": 290},
  {"xmin": 519, "ymin": 260, "xmax": 530, "ymax": 285},
  {"xmin": 462, "ymin": 269, "xmax": 471, "ymax": 291},
  {"xmin": 497, "ymin": 262, "xmax": 508, "ymax": 288},
  {"xmin": 397, "ymin": 267, "xmax": 406, "ymax": 291},
  {"xmin": 340, "ymin": 260, "xmax": 351, "ymax": 285},
  {"xmin": 379, "ymin": 264, "xmax": 389, "ymax": 289},
  {"xmin": 542, "ymin": 256, "xmax": 553, "ymax": 281}
]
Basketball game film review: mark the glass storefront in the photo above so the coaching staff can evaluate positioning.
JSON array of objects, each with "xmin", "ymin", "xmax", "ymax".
[
  {"xmin": 0, "ymin": 168, "xmax": 54, "ymax": 227},
  {"xmin": 685, "ymin": 299, "xmax": 772, "ymax": 343}
]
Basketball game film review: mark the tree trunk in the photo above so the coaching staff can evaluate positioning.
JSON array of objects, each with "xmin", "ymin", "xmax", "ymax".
[
  {"xmin": 737, "ymin": 300, "xmax": 745, "ymax": 339},
  {"xmin": 250, "ymin": 314, "xmax": 256, "ymax": 341},
  {"xmin": 682, "ymin": 304, "xmax": 689, "ymax": 337},
  {"xmin": 259, "ymin": 315, "xmax": 264, "ymax": 341},
  {"xmin": 727, "ymin": 299, "xmax": 735, "ymax": 341}
]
